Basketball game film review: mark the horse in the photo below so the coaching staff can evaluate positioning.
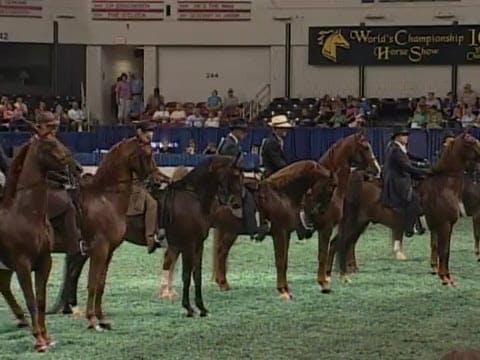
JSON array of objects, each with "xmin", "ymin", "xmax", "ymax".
[
  {"xmin": 49, "ymin": 156, "xmax": 243, "ymax": 318},
  {"xmin": 336, "ymin": 133, "xmax": 480, "ymax": 286},
  {"xmin": 0, "ymin": 135, "xmax": 78, "ymax": 351},
  {"xmin": 460, "ymin": 176, "xmax": 480, "ymax": 260},
  {"xmin": 174, "ymin": 160, "xmax": 335, "ymax": 301}
]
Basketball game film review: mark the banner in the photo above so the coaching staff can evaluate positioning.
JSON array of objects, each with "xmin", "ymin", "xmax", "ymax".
[
  {"xmin": 0, "ymin": 0, "xmax": 43, "ymax": 18},
  {"xmin": 177, "ymin": 1, "xmax": 251, "ymax": 21},
  {"xmin": 92, "ymin": 0, "xmax": 164, "ymax": 20},
  {"xmin": 309, "ymin": 25, "xmax": 480, "ymax": 65}
]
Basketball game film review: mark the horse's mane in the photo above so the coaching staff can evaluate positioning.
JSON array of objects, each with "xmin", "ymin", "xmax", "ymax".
[
  {"xmin": 173, "ymin": 156, "xmax": 231, "ymax": 190},
  {"xmin": 89, "ymin": 138, "xmax": 135, "ymax": 188},
  {"xmin": 3, "ymin": 142, "xmax": 31, "ymax": 205},
  {"xmin": 319, "ymin": 137, "xmax": 345, "ymax": 168},
  {"xmin": 435, "ymin": 139, "xmax": 461, "ymax": 173},
  {"xmin": 266, "ymin": 160, "xmax": 326, "ymax": 190}
]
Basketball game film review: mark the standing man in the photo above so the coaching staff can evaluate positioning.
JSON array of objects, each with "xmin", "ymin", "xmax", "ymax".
[
  {"xmin": 130, "ymin": 73, "xmax": 144, "ymax": 118},
  {"xmin": 261, "ymin": 114, "xmax": 291, "ymax": 177},
  {"xmin": 381, "ymin": 127, "xmax": 431, "ymax": 238},
  {"xmin": 217, "ymin": 118, "xmax": 268, "ymax": 240},
  {"xmin": 115, "ymin": 73, "xmax": 132, "ymax": 124}
]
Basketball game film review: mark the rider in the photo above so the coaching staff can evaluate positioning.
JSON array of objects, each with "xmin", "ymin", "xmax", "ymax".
[
  {"xmin": 131, "ymin": 120, "xmax": 170, "ymax": 254},
  {"xmin": 217, "ymin": 118, "xmax": 269, "ymax": 240},
  {"xmin": 35, "ymin": 111, "xmax": 84, "ymax": 254},
  {"xmin": 0, "ymin": 144, "xmax": 10, "ymax": 188},
  {"xmin": 381, "ymin": 126, "xmax": 431, "ymax": 238},
  {"xmin": 260, "ymin": 114, "xmax": 291, "ymax": 177}
]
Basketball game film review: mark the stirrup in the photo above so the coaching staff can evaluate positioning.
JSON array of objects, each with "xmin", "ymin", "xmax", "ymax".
[
  {"xmin": 299, "ymin": 210, "xmax": 314, "ymax": 231},
  {"xmin": 79, "ymin": 240, "xmax": 88, "ymax": 256}
]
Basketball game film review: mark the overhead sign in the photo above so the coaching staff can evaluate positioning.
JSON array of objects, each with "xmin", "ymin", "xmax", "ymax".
[
  {"xmin": 0, "ymin": 0, "xmax": 43, "ymax": 18},
  {"xmin": 177, "ymin": 1, "xmax": 251, "ymax": 21},
  {"xmin": 92, "ymin": 0, "xmax": 164, "ymax": 21},
  {"xmin": 309, "ymin": 26, "xmax": 480, "ymax": 65}
]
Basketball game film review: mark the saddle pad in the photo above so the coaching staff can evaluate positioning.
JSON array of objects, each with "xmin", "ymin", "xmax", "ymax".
[{"xmin": 0, "ymin": 260, "xmax": 10, "ymax": 270}]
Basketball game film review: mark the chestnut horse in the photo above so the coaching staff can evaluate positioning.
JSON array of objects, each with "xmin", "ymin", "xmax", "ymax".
[
  {"xmin": 159, "ymin": 160, "xmax": 336, "ymax": 301},
  {"xmin": 0, "ymin": 136, "xmax": 77, "ymax": 351},
  {"xmin": 460, "ymin": 176, "xmax": 480, "ymax": 260},
  {"xmin": 336, "ymin": 134, "xmax": 480, "ymax": 286}
]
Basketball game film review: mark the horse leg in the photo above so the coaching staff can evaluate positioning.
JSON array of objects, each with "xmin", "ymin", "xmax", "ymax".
[
  {"xmin": 181, "ymin": 249, "xmax": 195, "ymax": 317},
  {"xmin": 159, "ymin": 247, "xmax": 179, "ymax": 299},
  {"xmin": 95, "ymin": 250, "xmax": 114, "ymax": 330},
  {"xmin": 317, "ymin": 228, "xmax": 333, "ymax": 293},
  {"xmin": 473, "ymin": 213, "xmax": 480, "ymax": 261},
  {"xmin": 213, "ymin": 229, "xmax": 236, "ymax": 291},
  {"xmin": 16, "ymin": 263, "xmax": 46, "ymax": 351},
  {"xmin": 338, "ymin": 222, "xmax": 368, "ymax": 282},
  {"xmin": 272, "ymin": 229, "xmax": 291, "ymax": 300},
  {"xmin": 392, "ymin": 228, "xmax": 407, "ymax": 261},
  {"xmin": 430, "ymin": 230, "xmax": 439, "ymax": 274},
  {"xmin": 436, "ymin": 222, "xmax": 454, "ymax": 286},
  {"xmin": 193, "ymin": 242, "xmax": 208, "ymax": 317},
  {"xmin": 85, "ymin": 246, "xmax": 108, "ymax": 330},
  {"xmin": 326, "ymin": 234, "xmax": 338, "ymax": 278},
  {"xmin": 0, "ymin": 270, "xmax": 28, "ymax": 327},
  {"xmin": 346, "ymin": 245, "xmax": 358, "ymax": 273},
  {"xmin": 35, "ymin": 254, "xmax": 53, "ymax": 346}
]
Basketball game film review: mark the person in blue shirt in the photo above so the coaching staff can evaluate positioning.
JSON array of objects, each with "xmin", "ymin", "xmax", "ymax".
[
  {"xmin": 130, "ymin": 73, "xmax": 144, "ymax": 116},
  {"xmin": 207, "ymin": 89, "xmax": 222, "ymax": 111}
]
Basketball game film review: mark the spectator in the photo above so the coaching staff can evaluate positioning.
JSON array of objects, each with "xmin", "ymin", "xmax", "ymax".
[
  {"xmin": 111, "ymin": 76, "xmax": 121, "ymax": 118},
  {"xmin": 348, "ymin": 114, "xmax": 365, "ymax": 128},
  {"xmin": 35, "ymin": 101, "xmax": 47, "ymax": 120},
  {"xmin": 461, "ymin": 83, "xmax": 478, "ymax": 110},
  {"xmin": 359, "ymin": 98, "xmax": 373, "ymax": 116},
  {"xmin": 442, "ymin": 91, "xmax": 456, "ymax": 119},
  {"xmin": 130, "ymin": 73, "xmax": 144, "ymax": 117},
  {"xmin": 461, "ymin": 105, "xmax": 476, "ymax": 127},
  {"xmin": 14, "ymin": 97, "xmax": 28, "ymax": 117},
  {"xmin": 426, "ymin": 91, "xmax": 441, "ymax": 110},
  {"xmin": 115, "ymin": 73, "xmax": 132, "ymax": 124},
  {"xmin": 152, "ymin": 104, "xmax": 170, "ymax": 124},
  {"xmin": 411, "ymin": 96, "xmax": 427, "ymax": 128},
  {"xmin": 54, "ymin": 103, "xmax": 69, "ymax": 126},
  {"xmin": 204, "ymin": 111, "xmax": 220, "ymax": 127},
  {"xmin": 170, "ymin": 103, "xmax": 186, "ymax": 126},
  {"xmin": 146, "ymin": 88, "xmax": 164, "ymax": 112},
  {"xmin": 185, "ymin": 139, "xmax": 196, "ymax": 155},
  {"xmin": 186, "ymin": 108, "xmax": 205, "ymax": 127},
  {"xmin": 67, "ymin": 102, "xmax": 86, "ymax": 131},
  {"xmin": 207, "ymin": 89, "xmax": 222, "ymax": 111},
  {"xmin": 2, "ymin": 102, "xmax": 14, "ymax": 124},
  {"xmin": 329, "ymin": 105, "xmax": 347, "ymax": 127},
  {"xmin": 203, "ymin": 142, "xmax": 217, "ymax": 154},
  {"xmin": 346, "ymin": 99, "xmax": 360, "ymax": 123},
  {"xmin": 223, "ymin": 88, "xmax": 239, "ymax": 108}
]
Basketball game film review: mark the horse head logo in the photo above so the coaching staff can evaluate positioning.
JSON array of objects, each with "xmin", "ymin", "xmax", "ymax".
[{"xmin": 317, "ymin": 30, "xmax": 350, "ymax": 63}]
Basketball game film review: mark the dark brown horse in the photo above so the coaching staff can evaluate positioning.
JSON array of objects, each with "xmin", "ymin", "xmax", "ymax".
[
  {"xmin": 337, "ymin": 134, "xmax": 480, "ymax": 286},
  {"xmin": 460, "ymin": 176, "xmax": 480, "ymax": 260},
  {"xmin": 171, "ymin": 160, "xmax": 336, "ymax": 301},
  {"xmin": 0, "ymin": 136, "xmax": 77, "ymax": 351},
  {"xmin": 210, "ymin": 133, "xmax": 379, "ymax": 294}
]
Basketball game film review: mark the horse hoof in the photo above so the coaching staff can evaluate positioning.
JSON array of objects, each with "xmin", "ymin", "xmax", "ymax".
[
  {"xmin": 279, "ymin": 292, "xmax": 292, "ymax": 301},
  {"xmin": 340, "ymin": 275, "xmax": 352, "ymax": 284},
  {"xmin": 87, "ymin": 323, "xmax": 102, "ymax": 331},
  {"xmin": 16, "ymin": 319, "xmax": 29, "ymax": 328},
  {"xmin": 99, "ymin": 322, "xmax": 112, "ymax": 330},
  {"xmin": 321, "ymin": 287, "xmax": 332, "ymax": 294},
  {"xmin": 218, "ymin": 283, "xmax": 231, "ymax": 291},
  {"xmin": 200, "ymin": 310, "xmax": 208, "ymax": 317},
  {"xmin": 35, "ymin": 344, "xmax": 48, "ymax": 353},
  {"xmin": 394, "ymin": 251, "xmax": 407, "ymax": 261},
  {"xmin": 71, "ymin": 306, "xmax": 84, "ymax": 318},
  {"xmin": 168, "ymin": 289, "xmax": 178, "ymax": 300},
  {"xmin": 186, "ymin": 311, "xmax": 195, "ymax": 318}
]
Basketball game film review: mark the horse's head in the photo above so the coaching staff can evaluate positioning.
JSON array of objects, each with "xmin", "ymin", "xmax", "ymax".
[
  {"xmin": 453, "ymin": 132, "xmax": 480, "ymax": 164},
  {"xmin": 333, "ymin": 30, "xmax": 350, "ymax": 49},
  {"xmin": 350, "ymin": 132, "xmax": 381, "ymax": 176},
  {"xmin": 209, "ymin": 155, "xmax": 244, "ymax": 210},
  {"xmin": 126, "ymin": 136, "xmax": 157, "ymax": 181},
  {"xmin": 304, "ymin": 164, "xmax": 337, "ymax": 218},
  {"xmin": 35, "ymin": 137, "xmax": 79, "ymax": 181}
]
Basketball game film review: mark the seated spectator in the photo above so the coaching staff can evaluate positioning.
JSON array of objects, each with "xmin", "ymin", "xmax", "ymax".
[
  {"xmin": 35, "ymin": 101, "xmax": 48, "ymax": 120},
  {"xmin": 158, "ymin": 139, "xmax": 178, "ymax": 153},
  {"xmin": 170, "ymin": 103, "xmax": 187, "ymax": 126},
  {"xmin": 426, "ymin": 91, "xmax": 441, "ymax": 110},
  {"xmin": 152, "ymin": 104, "xmax": 170, "ymax": 124},
  {"xmin": 203, "ymin": 142, "xmax": 217, "ymax": 154},
  {"xmin": 223, "ymin": 88, "xmax": 239, "ymax": 108},
  {"xmin": 207, "ymin": 89, "xmax": 222, "ymax": 111},
  {"xmin": 0, "ymin": 96, "xmax": 8, "ymax": 114},
  {"xmin": 2, "ymin": 102, "xmax": 14, "ymax": 124},
  {"xmin": 204, "ymin": 111, "xmax": 220, "ymax": 127},
  {"xmin": 348, "ymin": 114, "xmax": 365, "ymax": 128},
  {"xmin": 359, "ymin": 98, "xmax": 372, "ymax": 116},
  {"xmin": 14, "ymin": 97, "xmax": 28, "ymax": 117},
  {"xmin": 185, "ymin": 139, "xmax": 196, "ymax": 155},
  {"xmin": 461, "ymin": 105, "xmax": 476, "ymax": 127},
  {"xmin": 146, "ymin": 88, "xmax": 164, "ymax": 112},
  {"xmin": 346, "ymin": 99, "xmax": 360, "ymax": 123},
  {"xmin": 186, "ymin": 108, "xmax": 205, "ymax": 127},
  {"xmin": 442, "ymin": 91, "xmax": 456, "ymax": 119},
  {"xmin": 54, "ymin": 103, "xmax": 69, "ymax": 126},
  {"xmin": 329, "ymin": 106, "xmax": 347, "ymax": 128},
  {"xmin": 411, "ymin": 96, "xmax": 427, "ymax": 128},
  {"xmin": 67, "ymin": 102, "xmax": 86, "ymax": 131},
  {"xmin": 461, "ymin": 83, "xmax": 478, "ymax": 111}
]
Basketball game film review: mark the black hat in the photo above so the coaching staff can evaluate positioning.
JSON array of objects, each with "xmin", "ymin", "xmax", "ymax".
[
  {"xmin": 133, "ymin": 120, "xmax": 156, "ymax": 132},
  {"xmin": 229, "ymin": 118, "xmax": 247, "ymax": 130},
  {"xmin": 391, "ymin": 126, "xmax": 409, "ymax": 140}
]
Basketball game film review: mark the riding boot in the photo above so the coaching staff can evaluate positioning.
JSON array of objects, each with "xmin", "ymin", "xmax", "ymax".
[
  {"xmin": 145, "ymin": 192, "xmax": 163, "ymax": 254},
  {"xmin": 404, "ymin": 192, "xmax": 421, "ymax": 238},
  {"xmin": 64, "ymin": 204, "xmax": 83, "ymax": 254}
]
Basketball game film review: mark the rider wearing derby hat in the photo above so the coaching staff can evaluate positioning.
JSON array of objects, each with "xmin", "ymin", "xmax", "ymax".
[
  {"xmin": 261, "ymin": 114, "xmax": 292, "ymax": 177},
  {"xmin": 381, "ymin": 126, "xmax": 431, "ymax": 238},
  {"xmin": 130, "ymin": 120, "xmax": 171, "ymax": 254}
]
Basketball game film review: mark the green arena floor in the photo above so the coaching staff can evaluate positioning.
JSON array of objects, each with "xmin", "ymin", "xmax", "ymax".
[{"xmin": 1, "ymin": 219, "xmax": 480, "ymax": 359}]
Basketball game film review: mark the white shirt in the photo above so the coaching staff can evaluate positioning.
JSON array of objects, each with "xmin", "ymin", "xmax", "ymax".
[
  {"xmin": 68, "ymin": 108, "xmax": 85, "ymax": 122},
  {"xmin": 394, "ymin": 141, "xmax": 407, "ymax": 154},
  {"xmin": 152, "ymin": 110, "xmax": 169, "ymax": 121}
]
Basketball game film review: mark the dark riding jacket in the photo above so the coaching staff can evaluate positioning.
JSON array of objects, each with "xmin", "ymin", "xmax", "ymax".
[
  {"xmin": 217, "ymin": 133, "xmax": 254, "ymax": 172},
  {"xmin": 261, "ymin": 134, "xmax": 287, "ymax": 176},
  {"xmin": 380, "ymin": 141, "xmax": 430, "ymax": 209}
]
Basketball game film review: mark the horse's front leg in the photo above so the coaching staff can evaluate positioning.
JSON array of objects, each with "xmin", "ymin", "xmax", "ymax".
[
  {"xmin": 35, "ymin": 254, "xmax": 53, "ymax": 346},
  {"xmin": 317, "ymin": 227, "xmax": 333, "ymax": 293},
  {"xmin": 181, "ymin": 247, "xmax": 195, "ymax": 317},
  {"xmin": 193, "ymin": 242, "xmax": 208, "ymax": 316},
  {"xmin": 0, "ymin": 270, "xmax": 28, "ymax": 327},
  {"xmin": 95, "ymin": 250, "xmax": 114, "ymax": 330},
  {"xmin": 85, "ymin": 245, "xmax": 108, "ymax": 330},
  {"xmin": 430, "ymin": 230, "xmax": 439, "ymax": 274},
  {"xmin": 213, "ymin": 229, "xmax": 237, "ymax": 291},
  {"xmin": 159, "ymin": 247, "xmax": 179, "ymax": 299},
  {"xmin": 272, "ymin": 228, "xmax": 291, "ymax": 301}
]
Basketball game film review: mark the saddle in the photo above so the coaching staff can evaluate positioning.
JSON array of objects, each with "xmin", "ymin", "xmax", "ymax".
[{"xmin": 127, "ymin": 185, "xmax": 148, "ymax": 216}]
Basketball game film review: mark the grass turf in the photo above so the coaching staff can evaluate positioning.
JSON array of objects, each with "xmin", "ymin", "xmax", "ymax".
[{"xmin": 1, "ymin": 219, "xmax": 480, "ymax": 359}]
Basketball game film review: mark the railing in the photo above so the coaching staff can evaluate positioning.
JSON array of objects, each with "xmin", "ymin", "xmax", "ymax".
[{"xmin": 243, "ymin": 83, "xmax": 271, "ymax": 121}]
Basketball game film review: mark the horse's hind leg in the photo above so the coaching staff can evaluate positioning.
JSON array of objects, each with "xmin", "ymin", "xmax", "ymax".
[
  {"xmin": 181, "ymin": 248, "xmax": 195, "ymax": 317},
  {"xmin": 159, "ymin": 247, "xmax": 179, "ymax": 299},
  {"xmin": 193, "ymin": 242, "xmax": 208, "ymax": 317},
  {"xmin": 326, "ymin": 234, "xmax": 338, "ymax": 277},
  {"xmin": 0, "ymin": 270, "xmax": 28, "ymax": 327},
  {"xmin": 16, "ymin": 263, "xmax": 46, "ymax": 351},
  {"xmin": 430, "ymin": 230, "xmax": 439, "ymax": 274},
  {"xmin": 95, "ymin": 250, "xmax": 114, "ymax": 330},
  {"xmin": 213, "ymin": 229, "xmax": 237, "ymax": 291},
  {"xmin": 35, "ymin": 254, "xmax": 53, "ymax": 346},
  {"xmin": 317, "ymin": 227, "xmax": 333, "ymax": 293},
  {"xmin": 473, "ymin": 213, "xmax": 480, "ymax": 261},
  {"xmin": 272, "ymin": 229, "xmax": 291, "ymax": 300},
  {"xmin": 436, "ymin": 222, "xmax": 454, "ymax": 286},
  {"xmin": 85, "ymin": 246, "xmax": 108, "ymax": 330}
]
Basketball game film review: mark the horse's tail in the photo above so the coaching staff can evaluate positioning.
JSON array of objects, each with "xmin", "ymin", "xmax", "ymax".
[{"xmin": 336, "ymin": 170, "xmax": 364, "ymax": 273}]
